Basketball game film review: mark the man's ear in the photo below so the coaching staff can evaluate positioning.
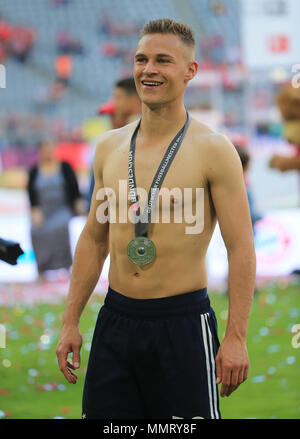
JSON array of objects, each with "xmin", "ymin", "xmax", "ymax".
[{"xmin": 184, "ymin": 60, "xmax": 198, "ymax": 83}]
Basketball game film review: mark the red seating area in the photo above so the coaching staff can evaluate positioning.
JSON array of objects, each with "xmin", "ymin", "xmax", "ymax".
[{"xmin": 0, "ymin": 17, "xmax": 36, "ymax": 63}]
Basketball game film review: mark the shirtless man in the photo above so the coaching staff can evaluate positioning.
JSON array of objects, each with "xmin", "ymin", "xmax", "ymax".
[{"xmin": 56, "ymin": 18, "xmax": 256, "ymax": 419}]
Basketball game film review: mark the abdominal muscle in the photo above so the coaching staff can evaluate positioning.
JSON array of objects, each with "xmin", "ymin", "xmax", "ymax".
[{"xmin": 107, "ymin": 221, "xmax": 211, "ymax": 299}]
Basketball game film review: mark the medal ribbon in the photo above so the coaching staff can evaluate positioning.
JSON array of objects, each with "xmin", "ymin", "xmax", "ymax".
[{"xmin": 128, "ymin": 111, "xmax": 190, "ymax": 238}]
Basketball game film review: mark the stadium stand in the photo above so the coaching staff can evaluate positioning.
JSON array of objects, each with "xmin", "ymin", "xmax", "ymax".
[{"xmin": 0, "ymin": 0, "xmax": 243, "ymax": 132}]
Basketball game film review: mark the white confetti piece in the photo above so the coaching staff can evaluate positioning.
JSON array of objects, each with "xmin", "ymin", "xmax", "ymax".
[
  {"xmin": 267, "ymin": 345, "xmax": 280, "ymax": 353},
  {"xmin": 252, "ymin": 335, "xmax": 261, "ymax": 344},
  {"xmin": 84, "ymin": 342, "xmax": 91, "ymax": 352},
  {"xmin": 266, "ymin": 293, "xmax": 276, "ymax": 304},
  {"xmin": 58, "ymin": 384, "xmax": 66, "ymax": 391},
  {"xmin": 252, "ymin": 375, "xmax": 266, "ymax": 383},
  {"xmin": 289, "ymin": 308, "xmax": 299, "ymax": 319},
  {"xmin": 259, "ymin": 327, "xmax": 269, "ymax": 336},
  {"xmin": 28, "ymin": 368, "xmax": 38, "ymax": 377},
  {"xmin": 286, "ymin": 356, "xmax": 296, "ymax": 365},
  {"xmin": 2, "ymin": 359, "xmax": 11, "ymax": 368},
  {"xmin": 40, "ymin": 334, "xmax": 50, "ymax": 344},
  {"xmin": 19, "ymin": 386, "xmax": 28, "ymax": 392},
  {"xmin": 44, "ymin": 384, "xmax": 52, "ymax": 391}
]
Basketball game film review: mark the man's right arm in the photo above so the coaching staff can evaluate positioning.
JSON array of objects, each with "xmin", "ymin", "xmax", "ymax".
[{"xmin": 56, "ymin": 137, "xmax": 110, "ymax": 384}]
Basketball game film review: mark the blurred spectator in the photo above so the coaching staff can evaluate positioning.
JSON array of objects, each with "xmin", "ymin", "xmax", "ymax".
[
  {"xmin": 86, "ymin": 98, "xmax": 126, "ymax": 207},
  {"xmin": 97, "ymin": 12, "xmax": 140, "ymax": 36},
  {"xmin": 49, "ymin": 78, "xmax": 68, "ymax": 100},
  {"xmin": 7, "ymin": 25, "xmax": 36, "ymax": 63},
  {"xmin": 101, "ymin": 41, "xmax": 122, "ymax": 58},
  {"xmin": 269, "ymin": 84, "xmax": 300, "ymax": 275},
  {"xmin": 55, "ymin": 30, "xmax": 84, "ymax": 55},
  {"xmin": 33, "ymin": 79, "xmax": 67, "ymax": 113},
  {"xmin": 0, "ymin": 17, "xmax": 13, "ymax": 43},
  {"xmin": 97, "ymin": 99, "xmax": 127, "ymax": 129},
  {"xmin": 269, "ymin": 84, "xmax": 300, "ymax": 175},
  {"xmin": 210, "ymin": 1, "xmax": 227, "ymax": 15},
  {"xmin": 225, "ymin": 142, "xmax": 260, "ymax": 296},
  {"xmin": 55, "ymin": 54, "xmax": 73, "ymax": 85},
  {"xmin": 200, "ymin": 34, "xmax": 225, "ymax": 65},
  {"xmin": 112, "ymin": 77, "xmax": 141, "ymax": 124},
  {"xmin": 0, "ymin": 17, "xmax": 36, "ymax": 63},
  {"xmin": 0, "ymin": 42, "xmax": 7, "ymax": 63},
  {"xmin": 87, "ymin": 77, "xmax": 141, "ymax": 208},
  {"xmin": 234, "ymin": 144, "xmax": 262, "ymax": 227},
  {"xmin": 27, "ymin": 140, "xmax": 86, "ymax": 280},
  {"xmin": 51, "ymin": 0, "xmax": 72, "ymax": 6},
  {"xmin": 97, "ymin": 13, "xmax": 113, "ymax": 35}
]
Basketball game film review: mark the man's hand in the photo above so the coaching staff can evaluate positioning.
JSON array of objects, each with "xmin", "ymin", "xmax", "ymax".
[
  {"xmin": 74, "ymin": 198, "xmax": 88, "ymax": 216},
  {"xmin": 215, "ymin": 336, "xmax": 249, "ymax": 397},
  {"xmin": 56, "ymin": 324, "xmax": 82, "ymax": 384},
  {"xmin": 31, "ymin": 207, "xmax": 44, "ymax": 228}
]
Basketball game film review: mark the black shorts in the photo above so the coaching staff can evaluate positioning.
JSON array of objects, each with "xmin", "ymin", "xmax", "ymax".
[{"xmin": 82, "ymin": 286, "xmax": 221, "ymax": 419}]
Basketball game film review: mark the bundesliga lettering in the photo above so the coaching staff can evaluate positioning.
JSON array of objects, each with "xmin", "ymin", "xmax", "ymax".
[{"xmin": 128, "ymin": 151, "xmax": 136, "ymax": 202}]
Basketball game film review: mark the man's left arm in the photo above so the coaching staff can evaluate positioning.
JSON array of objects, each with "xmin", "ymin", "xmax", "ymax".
[{"xmin": 207, "ymin": 134, "xmax": 256, "ymax": 398}]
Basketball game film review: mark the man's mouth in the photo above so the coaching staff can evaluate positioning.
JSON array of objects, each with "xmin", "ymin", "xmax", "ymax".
[{"xmin": 141, "ymin": 80, "xmax": 164, "ymax": 88}]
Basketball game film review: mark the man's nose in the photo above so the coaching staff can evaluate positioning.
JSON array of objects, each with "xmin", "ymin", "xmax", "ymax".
[{"xmin": 143, "ymin": 60, "xmax": 158, "ymax": 74}]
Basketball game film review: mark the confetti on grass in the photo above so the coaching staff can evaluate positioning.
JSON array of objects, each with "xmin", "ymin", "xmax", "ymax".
[{"xmin": 252, "ymin": 375, "xmax": 267, "ymax": 383}]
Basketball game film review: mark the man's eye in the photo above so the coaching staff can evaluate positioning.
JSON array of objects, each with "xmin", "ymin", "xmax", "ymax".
[
  {"xmin": 136, "ymin": 58, "xmax": 146, "ymax": 63},
  {"xmin": 158, "ymin": 59, "xmax": 170, "ymax": 63}
]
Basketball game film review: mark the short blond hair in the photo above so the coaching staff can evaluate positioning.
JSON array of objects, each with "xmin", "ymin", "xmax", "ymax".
[{"xmin": 140, "ymin": 18, "xmax": 195, "ymax": 50}]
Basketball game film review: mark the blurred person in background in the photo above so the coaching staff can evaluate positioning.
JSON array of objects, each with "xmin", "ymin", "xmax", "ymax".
[
  {"xmin": 269, "ymin": 83, "xmax": 300, "ymax": 276},
  {"xmin": 113, "ymin": 76, "xmax": 141, "ymax": 123},
  {"xmin": 234, "ymin": 144, "xmax": 262, "ymax": 228},
  {"xmin": 97, "ymin": 98, "xmax": 127, "ymax": 130},
  {"xmin": 269, "ymin": 84, "xmax": 300, "ymax": 177},
  {"xmin": 86, "ymin": 77, "xmax": 141, "ymax": 208},
  {"xmin": 231, "ymin": 144, "xmax": 261, "ymax": 294},
  {"xmin": 55, "ymin": 54, "xmax": 73, "ymax": 86},
  {"xmin": 27, "ymin": 139, "xmax": 86, "ymax": 281},
  {"xmin": 86, "ymin": 99, "xmax": 125, "ymax": 209}
]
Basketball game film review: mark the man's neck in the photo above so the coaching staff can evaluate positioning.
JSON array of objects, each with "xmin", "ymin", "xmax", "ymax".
[{"xmin": 139, "ymin": 103, "xmax": 187, "ymax": 140}]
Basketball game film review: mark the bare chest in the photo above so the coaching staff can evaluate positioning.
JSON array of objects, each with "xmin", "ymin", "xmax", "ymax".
[{"xmin": 103, "ymin": 139, "xmax": 206, "ymax": 208}]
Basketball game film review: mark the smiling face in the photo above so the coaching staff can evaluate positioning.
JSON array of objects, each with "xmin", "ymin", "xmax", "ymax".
[{"xmin": 134, "ymin": 33, "xmax": 198, "ymax": 109}]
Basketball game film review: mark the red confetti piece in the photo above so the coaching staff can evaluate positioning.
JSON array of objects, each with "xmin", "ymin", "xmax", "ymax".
[
  {"xmin": 61, "ymin": 408, "xmax": 70, "ymax": 414},
  {"xmin": 35, "ymin": 385, "xmax": 45, "ymax": 391},
  {"xmin": 21, "ymin": 326, "xmax": 31, "ymax": 334},
  {"xmin": 0, "ymin": 389, "xmax": 10, "ymax": 395}
]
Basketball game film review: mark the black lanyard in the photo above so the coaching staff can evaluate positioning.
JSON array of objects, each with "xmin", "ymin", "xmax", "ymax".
[{"xmin": 128, "ymin": 111, "xmax": 190, "ymax": 238}]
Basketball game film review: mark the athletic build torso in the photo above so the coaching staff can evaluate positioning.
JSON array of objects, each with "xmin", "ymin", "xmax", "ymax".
[{"xmin": 96, "ymin": 116, "xmax": 219, "ymax": 299}]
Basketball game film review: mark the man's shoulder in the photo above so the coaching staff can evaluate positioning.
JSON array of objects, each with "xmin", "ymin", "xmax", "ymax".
[
  {"xmin": 189, "ymin": 116, "xmax": 233, "ymax": 151},
  {"xmin": 95, "ymin": 121, "xmax": 138, "ymax": 153}
]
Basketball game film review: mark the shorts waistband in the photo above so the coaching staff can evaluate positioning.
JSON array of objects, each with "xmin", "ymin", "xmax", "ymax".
[{"xmin": 104, "ymin": 285, "xmax": 210, "ymax": 318}]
